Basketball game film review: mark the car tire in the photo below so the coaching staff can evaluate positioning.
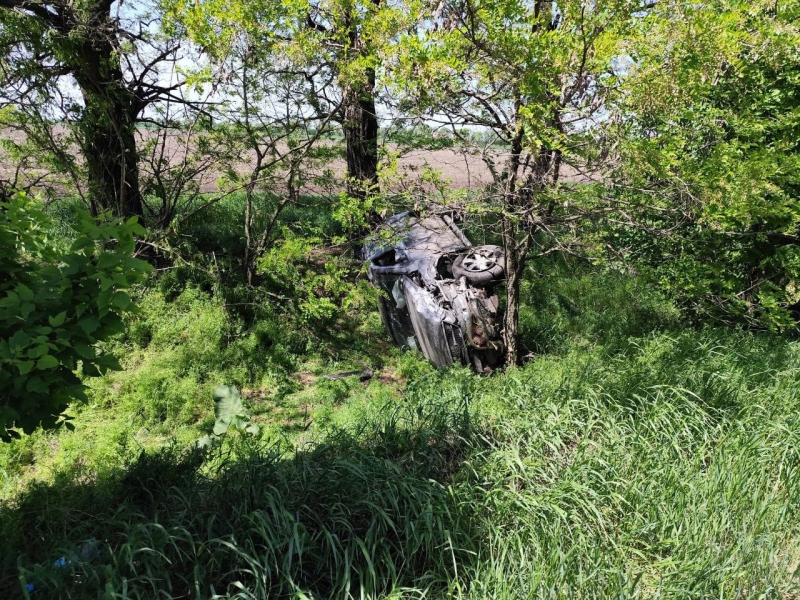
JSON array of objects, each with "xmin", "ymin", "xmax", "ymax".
[{"xmin": 452, "ymin": 245, "xmax": 505, "ymax": 286}]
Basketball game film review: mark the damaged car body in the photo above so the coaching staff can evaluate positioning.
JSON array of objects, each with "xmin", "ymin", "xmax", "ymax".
[{"xmin": 365, "ymin": 212, "xmax": 506, "ymax": 373}]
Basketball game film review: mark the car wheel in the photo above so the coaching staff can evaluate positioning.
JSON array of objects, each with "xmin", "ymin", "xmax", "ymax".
[{"xmin": 452, "ymin": 245, "xmax": 505, "ymax": 285}]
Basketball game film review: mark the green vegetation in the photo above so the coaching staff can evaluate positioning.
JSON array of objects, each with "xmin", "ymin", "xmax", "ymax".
[
  {"xmin": 0, "ymin": 193, "xmax": 151, "ymax": 441},
  {"xmin": 614, "ymin": 0, "xmax": 800, "ymax": 330},
  {"xmin": 1, "ymin": 227, "xmax": 798, "ymax": 596},
  {"xmin": 2, "ymin": 0, "xmax": 800, "ymax": 597}
]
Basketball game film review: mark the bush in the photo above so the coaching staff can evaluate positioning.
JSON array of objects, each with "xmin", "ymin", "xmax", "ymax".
[{"xmin": 0, "ymin": 193, "xmax": 151, "ymax": 440}]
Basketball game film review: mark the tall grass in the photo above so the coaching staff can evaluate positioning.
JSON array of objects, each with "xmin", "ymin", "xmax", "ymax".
[
  {"xmin": 2, "ymin": 327, "xmax": 799, "ymax": 598},
  {"xmin": 1, "ymin": 228, "xmax": 798, "ymax": 598},
  {"xmin": 1, "ymin": 396, "xmax": 478, "ymax": 598},
  {"xmin": 454, "ymin": 330, "xmax": 800, "ymax": 598}
]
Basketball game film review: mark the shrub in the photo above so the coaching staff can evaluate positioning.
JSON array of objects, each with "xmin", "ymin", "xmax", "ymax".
[{"xmin": 0, "ymin": 193, "xmax": 151, "ymax": 440}]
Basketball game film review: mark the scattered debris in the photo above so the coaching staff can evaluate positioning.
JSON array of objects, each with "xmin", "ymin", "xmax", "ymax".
[{"xmin": 324, "ymin": 368, "xmax": 374, "ymax": 381}]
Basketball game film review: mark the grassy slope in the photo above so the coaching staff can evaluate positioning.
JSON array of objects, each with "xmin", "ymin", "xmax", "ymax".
[{"xmin": 1, "ymin": 254, "xmax": 799, "ymax": 598}]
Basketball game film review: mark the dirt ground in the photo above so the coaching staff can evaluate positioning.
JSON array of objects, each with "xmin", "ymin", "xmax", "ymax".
[{"xmin": 0, "ymin": 127, "xmax": 599, "ymax": 200}]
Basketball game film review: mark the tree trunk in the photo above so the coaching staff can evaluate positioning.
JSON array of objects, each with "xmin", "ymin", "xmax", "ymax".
[
  {"xmin": 502, "ymin": 216, "xmax": 523, "ymax": 366},
  {"xmin": 73, "ymin": 28, "xmax": 144, "ymax": 222},
  {"xmin": 341, "ymin": 66, "xmax": 379, "ymax": 202},
  {"xmin": 501, "ymin": 112, "xmax": 526, "ymax": 366},
  {"xmin": 80, "ymin": 100, "xmax": 143, "ymax": 221},
  {"xmin": 339, "ymin": 0, "xmax": 380, "ymax": 212},
  {"xmin": 501, "ymin": 142, "xmax": 558, "ymax": 366}
]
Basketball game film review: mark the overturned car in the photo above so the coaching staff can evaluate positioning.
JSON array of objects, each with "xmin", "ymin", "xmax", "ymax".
[{"xmin": 364, "ymin": 212, "xmax": 505, "ymax": 373}]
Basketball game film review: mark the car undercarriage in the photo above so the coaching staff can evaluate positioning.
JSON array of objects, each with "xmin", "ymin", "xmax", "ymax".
[{"xmin": 365, "ymin": 212, "xmax": 505, "ymax": 373}]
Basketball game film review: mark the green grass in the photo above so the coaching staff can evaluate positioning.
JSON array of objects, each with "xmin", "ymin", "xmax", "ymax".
[
  {"xmin": 1, "ymin": 225, "xmax": 799, "ymax": 597},
  {"xmin": 2, "ymin": 326, "xmax": 799, "ymax": 598}
]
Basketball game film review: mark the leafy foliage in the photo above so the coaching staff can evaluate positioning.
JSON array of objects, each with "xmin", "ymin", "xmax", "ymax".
[
  {"xmin": 258, "ymin": 232, "xmax": 373, "ymax": 323},
  {"xmin": 2, "ymin": 0, "xmax": 800, "ymax": 596},
  {"xmin": 613, "ymin": 0, "xmax": 800, "ymax": 329},
  {"xmin": 0, "ymin": 193, "xmax": 151, "ymax": 440},
  {"xmin": 198, "ymin": 384, "xmax": 259, "ymax": 447}
]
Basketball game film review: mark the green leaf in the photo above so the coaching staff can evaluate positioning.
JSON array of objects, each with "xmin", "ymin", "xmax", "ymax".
[
  {"xmin": 16, "ymin": 284, "xmax": 33, "ymax": 302},
  {"xmin": 96, "ymin": 354, "xmax": 122, "ymax": 372},
  {"xmin": 103, "ymin": 313, "xmax": 125, "ymax": 334},
  {"xmin": 78, "ymin": 316, "xmax": 101, "ymax": 335},
  {"xmin": 26, "ymin": 377, "xmax": 48, "ymax": 394},
  {"xmin": 17, "ymin": 360, "xmax": 34, "ymax": 375},
  {"xmin": 111, "ymin": 291, "xmax": 132, "ymax": 309},
  {"xmin": 48, "ymin": 311, "xmax": 67, "ymax": 327},
  {"xmin": 96, "ymin": 253, "xmax": 118, "ymax": 269},
  {"xmin": 9, "ymin": 330, "xmax": 29, "ymax": 351},
  {"xmin": 74, "ymin": 343, "xmax": 95, "ymax": 359},
  {"xmin": 0, "ymin": 292, "xmax": 19, "ymax": 309},
  {"xmin": 61, "ymin": 255, "xmax": 83, "ymax": 275},
  {"xmin": 82, "ymin": 362, "xmax": 101, "ymax": 377},
  {"xmin": 36, "ymin": 355, "xmax": 59, "ymax": 370},
  {"xmin": 213, "ymin": 418, "xmax": 234, "ymax": 436},
  {"xmin": 212, "ymin": 385, "xmax": 246, "ymax": 421},
  {"xmin": 28, "ymin": 344, "xmax": 48, "ymax": 359}
]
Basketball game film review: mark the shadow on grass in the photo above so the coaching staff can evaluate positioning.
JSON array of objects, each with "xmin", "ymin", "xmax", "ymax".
[{"xmin": 0, "ymin": 398, "xmax": 479, "ymax": 599}]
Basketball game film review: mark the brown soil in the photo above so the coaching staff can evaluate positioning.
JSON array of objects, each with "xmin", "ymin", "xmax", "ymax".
[{"xmin": 1, "ymin": 126, "xmax": 601, "ymax": 200}]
